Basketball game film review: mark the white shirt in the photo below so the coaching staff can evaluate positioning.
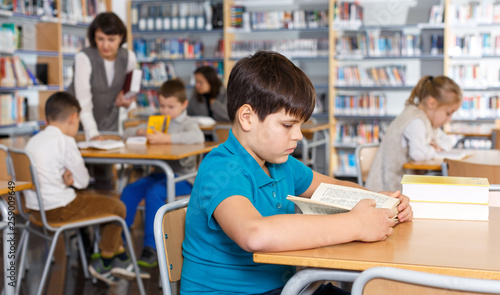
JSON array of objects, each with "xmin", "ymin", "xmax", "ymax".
[
  {"xmin": 73, "ymin": 49, "xmax": 137, "ymax": 140},
  {"xmin": 24, "ymin": 126, "xmax": 89, "ymax": 210},
  {"xmin": 402, "ymin": 118, "xmax": 454, "ymax": 161}
]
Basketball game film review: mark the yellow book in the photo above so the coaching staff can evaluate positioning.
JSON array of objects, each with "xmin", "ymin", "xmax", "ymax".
[
  {"xmin": 401, "ymin": 175, "xmax": 489, "ymax": 187},
  {"xmin": 147, "ymin": 115, "xmax": 171, "ymax": 134}
]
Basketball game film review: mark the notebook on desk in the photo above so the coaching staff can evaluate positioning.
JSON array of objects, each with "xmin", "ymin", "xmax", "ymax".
[
  {"xmin": 77, "ymin": 139, "xmax": 125, "ymax": 150},
  {"xmin": 434, "ymin": 149, "xmax": 474, "ymax": 160}
]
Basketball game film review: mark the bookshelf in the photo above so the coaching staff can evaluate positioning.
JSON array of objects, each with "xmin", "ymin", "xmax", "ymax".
[
  {"xmin": 128, "ymin": 0, "xmax": 224, "ymax": 103},
  {"xmin": 0, "ymin": 0, "xmax": 112, "ymax": 135},
  {"xmin": 329, "ymin": 0, "xmax": 448, "ymax": 177}
]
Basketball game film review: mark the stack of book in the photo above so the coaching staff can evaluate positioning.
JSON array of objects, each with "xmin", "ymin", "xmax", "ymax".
[{"xmin": 401, "ymin": 175, "xmax": 490, "ymax": 221}]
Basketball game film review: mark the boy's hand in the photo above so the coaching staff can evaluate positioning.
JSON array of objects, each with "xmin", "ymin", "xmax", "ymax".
[
  {"xmin": 115, "ymin": 91, "xmax": 132, "ymax": 108},
  {"xmin": 63, "ymin": 169, "xmax": 74, "ymax": 187},
  {"xmin": 379, "ymin": 190, "xmax": 413, "ymax": 223},
  {"xmin": 350, "ymin": 199, "xmax": 397, "ymax": 242},
  {"xmin": 146, "ymin": 130, "xmax": 170, "ymax": 144},
  {"xmin": 136, "ymin": 129, "xmax": 147, "ymax": 136}
]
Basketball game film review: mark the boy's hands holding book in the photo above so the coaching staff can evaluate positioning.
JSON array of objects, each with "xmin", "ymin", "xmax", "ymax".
[
  {"xmin": 146, "ymin": 130, "xmax": 171, "ymax": 144},
  {"xmin": 349, "ymin": 199, "xmax": 397, "ymax": 242},
  {"xmin": 378, "ymin": 190, "xmax": 413, "ymax": 223}
]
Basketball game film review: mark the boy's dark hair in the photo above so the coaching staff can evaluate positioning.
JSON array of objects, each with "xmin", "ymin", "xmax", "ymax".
[
  {"xmin": 45, "ymin": 92, "xmax": 81, "ymax": 123},
  {"xmin": 194, "ymin": 66, "xmax": 222, "ymax": 102},
  {"xmin": 159, "ymin": 79, "xmax": 187, "ymax": 103},
  {"xmin": 87, "ymin": 12, "xmax": 127, "ymax": 47},
  {"xmin": 227, "ymin": 51, "xmax": 316, "ymax": 122}
]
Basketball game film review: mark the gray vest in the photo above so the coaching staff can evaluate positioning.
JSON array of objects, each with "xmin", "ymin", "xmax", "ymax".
[
  {"xmin": 365, "ymin": 104, "xmax": 433, "ymax": 192},
  {"xmin": 68, "ymin": 47, "xmax": 129, "ymax": 132}
]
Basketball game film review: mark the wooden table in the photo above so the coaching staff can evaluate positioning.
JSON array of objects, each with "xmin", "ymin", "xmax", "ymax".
[
  {"xmin": 254, "ymin": 207, "xmax": 500, "ymax": 287},
  {"xmin": 0, "ymin": 180, "xmax": 32, "ymax": 295},
  {"xmin": 0, "ymin": 137, "xmax": 219, "ymax": 203},
  {"xmin": 403, "ymin": 149, "xmax": 500, "ymax": 171}
]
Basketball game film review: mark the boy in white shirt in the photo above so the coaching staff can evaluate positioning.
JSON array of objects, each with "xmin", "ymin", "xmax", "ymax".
[{"xmin": 24, "ymin": 92, "xmax": 150, "ymax": 285}]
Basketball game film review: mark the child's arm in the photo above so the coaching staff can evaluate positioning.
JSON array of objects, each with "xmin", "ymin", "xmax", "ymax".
[
  {"xmin": 213, "ymin": 194, "xmax": 397, "ymax": 253},
  {"xmin": 64, "ymin": 139, "xmax": 90, "ymax": 189},
  {"xmin": 62, "ymin": 169, "xmax": 73, "ymax": 187},
  {"xmin": 403, "ymin": 119, "xmax": 438, "ymax": 161},
  {"xmin": 146, "ymin": 130, "xmax": 171, "ymax": 144}
]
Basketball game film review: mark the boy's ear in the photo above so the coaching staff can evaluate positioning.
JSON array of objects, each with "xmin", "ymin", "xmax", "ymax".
[
  {"xmin": 237, "ymin": 104, "xmax": 255, "ymax": 132},
  {"xmin": 182, "ymin": 100, "xmax": 189, "ymax": 109}
]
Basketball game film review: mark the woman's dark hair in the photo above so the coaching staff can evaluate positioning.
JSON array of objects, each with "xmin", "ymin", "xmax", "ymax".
[
  {"xmin": 87, "ymin": 12, "xmax": 127, "ymax": 47},
  {"xmin": 194, "ymin": 66, "xmax": 222, "ymax": 102}
]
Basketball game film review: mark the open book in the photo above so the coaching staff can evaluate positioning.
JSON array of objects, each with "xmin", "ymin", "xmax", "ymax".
[
  {"xmin": 287, "ymin": 183, "xmax": 400, "ymax": 217},
  {"xmin": 434, "ymin": 149, "xmax": 473, "ymax": 160},
  {"xmin": 77, "ymin": 139, "xmax": 125, "ymax": 150}
]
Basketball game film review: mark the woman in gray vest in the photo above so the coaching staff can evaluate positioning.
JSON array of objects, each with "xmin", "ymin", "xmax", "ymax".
[
  {"xmin": 68, "ymin": 12, "xmax": 137, "ymax": 140},
  {"xmin": 187, "ymin": 65, "xmax": 230, "ymax": 122}
]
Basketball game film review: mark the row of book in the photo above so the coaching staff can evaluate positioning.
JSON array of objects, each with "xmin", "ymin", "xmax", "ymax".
[
  {"xmin": 63, "ymin": 65, "xmax": 73, "ymax": 88},
  {"xmin": 230, "ymin": 39, "xmax": 329, "ymax": 59},
  {"xmin": 336, "ymin": 32, "xmax": 424, "ymax": 57},
  {"xmin": 336, "ymin": 65, "xmax": 406, "ymax": 87},
  {"xmin": 136, "ymin": 90, "xmax": 160, "ymax": 110},
  {"xmin": 1, "ymin": 0, "xmax": 106, "ymax": 23},
  {"xmin": 334, "ymin": 93, "xmax": 387, "ymax": 116},
  {"xmin": 334, "ymin": 121, "xmax": 389, "ymax": 146},
  {"xmin": 230, "ymin": 6, "xmax": 329, "ymax": 30},
  {"xmin": 0, "ymin": 93, "xmax": 27, "ymax": 125},
  {"xmin": 448, "ymin": 64, "xmax": 500, "ymax": 88},
  {"xmin": 0, "ymin": 56, "xmax": 40, "ymax": 87},
  {"xmin": 131, "ymin": 2, "xmax": 223, "ymax": 32},
  {"xmin": 454, "ymin": 94, "xmax": 500, "ymax": 119},
  {"xmin": 140, "ymin": 62, "xmax": 177, "ymax": 88},
  {"xmin": 0, "ymin": 23, "xmax": 22, "ymax": 53},
  {"xmin": 449, "ymin": 2, "xmax": 500, "ymax": 25},
  {"xmin": 336, "ymin": 151, "xmax": 357, "ymax": 175},
  {"xmin": 60, "ymin": 0, "xmax": 107, "ymax": 24},
  {"xmin": 62, "ymin": 33, "xmax": 86, "ymax": 54},
  {"xmin": 449, "ymin": 33, "xmax": 500, "ymax": 57},
  {"xmin": 332, "ymin": 1, "xmax": 363, "ymax": 27},
  {"xmin": 134, "ymin": 38, "xmax": 205, "ymax": 60}
]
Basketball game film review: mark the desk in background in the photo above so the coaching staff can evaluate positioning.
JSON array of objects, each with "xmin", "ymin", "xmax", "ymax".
[
  {"xmin": 0, "ymin": 136, "xmax": 219, "ymax": 203},
  {"xmin": 254, "ymin": 206, "xmax": 500, "ymax": 285},
  {"xmin": 403, "ymin": 149, "xmax": 500, "ymax": 172}
]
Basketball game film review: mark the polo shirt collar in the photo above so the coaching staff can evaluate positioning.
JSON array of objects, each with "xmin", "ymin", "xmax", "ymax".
[
  {"xmin": 223, "ymin": 130, "xmax": 287, "ymax": 187},
  {"xmin": 172, "ymin": 110, "xmax": 188, "ymax": 123}
]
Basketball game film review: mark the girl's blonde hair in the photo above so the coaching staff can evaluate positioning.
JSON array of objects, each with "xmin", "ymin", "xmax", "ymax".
[{"xmin": 406, "ymin": 75, "xmax": 462, "ymax": 107}]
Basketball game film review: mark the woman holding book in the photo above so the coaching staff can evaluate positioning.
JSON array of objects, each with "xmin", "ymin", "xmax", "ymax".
[
  {"xmin": 67, "ymin": 12, "xmax": 137, "ymax": 190},
  {"xmin": 365, "ymin": 75, "xmax": 462, "ymax": 192},
  {"xmin": 187, "ymin": 65, "xmax": 230, "ymax": 122},
  {"xmin": 67, "ymin": 12, "xmax": 137, "ymax": 141}
]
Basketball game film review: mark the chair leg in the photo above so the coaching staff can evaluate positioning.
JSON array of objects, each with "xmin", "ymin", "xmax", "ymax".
[
  {"xmin": 36, "ymin": 231, "xmax": 62, "ymax": 295},
  {"xmin": 16, "ymin": 232, "xmax": 30, "ymax": 295},
  {"xmin": 119, "ymin": 219, "xmax": 146, "ymax": 295},
  {"xmin": 77, "ymin": 230, "xmax": 90, "ymax": 279},
  {"xmin": 63, "ymin": 232, "xmax": 71, "ymax": 257}
]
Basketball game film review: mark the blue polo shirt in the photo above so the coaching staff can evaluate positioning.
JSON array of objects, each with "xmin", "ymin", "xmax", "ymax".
[{"xmin": 181, "ymin": 130, "xmax": 313, "ymax": 294}]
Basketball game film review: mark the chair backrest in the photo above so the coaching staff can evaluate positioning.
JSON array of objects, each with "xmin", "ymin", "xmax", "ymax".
[
  {"xmin": 212, "ymin": 124, "xmax": 231, "ymax": 143},
  {"xmin": 0, "ymin": 144, "xmax": 11, "ymax": 180},
  {"xmin": 444, "ymin": 158, "xmax": 500, "ymax": 184},
  {"xmin": 154, "ymin": 198, "xmax": 190, "ymax": 294},
  {"xmin": 492, "ymin": 128, "xmax": 500, "ymax": 150},
  {"xmin": 355, "ymin": 143, "xmax": 379, "ymax": 186},
  {"xmin": 351, "ymin": 266, "xmax": 500, "ymax": 295},
  {"xmin": 8, "ymin": 148, "xmax": 51, "ymax": 226}
]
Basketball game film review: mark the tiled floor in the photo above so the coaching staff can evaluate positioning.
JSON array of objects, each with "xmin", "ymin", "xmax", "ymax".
[{"xmin": 1, "ymin": 214, "xmax": 167, "ymax": 295}]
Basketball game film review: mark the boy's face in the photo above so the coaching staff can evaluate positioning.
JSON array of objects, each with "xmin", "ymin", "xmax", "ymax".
[
  {"xmin": 158, "ymin": 95, "xmax": 188, "ymax": 119},
  {"xmin": 248, "ymin": 109, "xmax": 304, "ymax": 164}
]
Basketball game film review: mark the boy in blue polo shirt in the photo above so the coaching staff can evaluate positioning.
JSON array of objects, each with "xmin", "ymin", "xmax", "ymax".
[{"xmin": 181, "ymin": 51, "xmax": 413, "ymax": 294}]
